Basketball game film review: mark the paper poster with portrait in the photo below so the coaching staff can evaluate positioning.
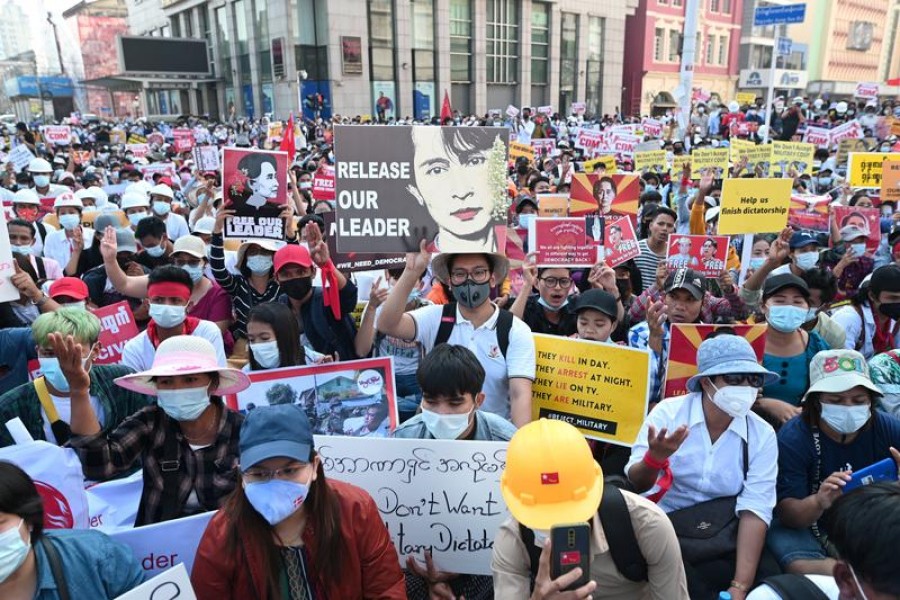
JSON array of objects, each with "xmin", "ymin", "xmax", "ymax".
[
  {"xmin": 333, "ymin": 125, "xmax": 510, "ymax": 254},
  {"xmin": 222, "ymin": 148, "xmax": 289, "ymax": 240},
  {"xmin": 788, "ymin": 194, "xmax": 831, "ymax": 234},
  {"xmin": 320, "ymin": 213, "xmax": 405, "ymax": 273},
  {"xmin": 528, "ymin": 217, "xmax": 599, "ymax": 268},
  {"xmin": 569, "ymin": 173, "xmax": 640, "ymax": 217},
  {"xmin": 601, "ymin": 216, "xmax": 640, "ymax": 268},
  {"xmin": 666, "ymin": 234, "xmax": 730, "ymax": 278},
  {"xmin": 831, "ymin": 205, "xmax": 880, "ymax": 254}
]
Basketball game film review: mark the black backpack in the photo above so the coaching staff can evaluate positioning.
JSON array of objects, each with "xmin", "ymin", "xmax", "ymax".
[
  {"xmin": 518, "ymin": 484, "xmax": 648, "ymax": 586},
  {"xmin": 434, "ymin": 302, "xmax": 513, "ymax": 358},
  {"xmin": 761, "ymin": 574, "xmax": 831, "ymax": 599}
]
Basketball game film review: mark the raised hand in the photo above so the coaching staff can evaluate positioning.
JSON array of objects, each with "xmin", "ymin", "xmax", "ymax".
[
  {"xmin": 646, "ymin": 424, "xmax": 689, "ymax": 463},
  {"xmin": 405, "ymin": 239, "xmax": 432, "ymax": 276},
  {"xmin": 47, "ymin": 332, "xmax": 91, "ymax": 392},
  {"xmin": 305, "ymin": 221, "xmax": 330, "ymax": 266}
]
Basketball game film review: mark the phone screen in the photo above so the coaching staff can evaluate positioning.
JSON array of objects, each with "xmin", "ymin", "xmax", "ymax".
[{"xmin": 550, "ymin": 523, "xmax": 591, "ymax": 590}]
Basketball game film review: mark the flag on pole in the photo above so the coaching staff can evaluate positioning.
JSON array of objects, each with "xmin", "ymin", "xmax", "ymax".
[
  {"xmin": 440, "ymin": 90, "xmax": 453, "ymax": 121},
  {"xmin": 280, "ymin": 114, "xmax": 296, "ymax": 161}
]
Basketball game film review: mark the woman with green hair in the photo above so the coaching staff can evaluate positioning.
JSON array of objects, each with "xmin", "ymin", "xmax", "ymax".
[{"xmin": 0, "ymin": 308, "xmax": 151, "ymax": 447}]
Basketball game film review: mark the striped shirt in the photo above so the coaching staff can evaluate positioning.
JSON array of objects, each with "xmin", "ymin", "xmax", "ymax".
[
  {"xmin": 635, "ymin": 239, "xmax": 666, "ymax": 289},
  {"xmin": 209, "ymin": 233, "xmax": 281, "ymax": 339}
]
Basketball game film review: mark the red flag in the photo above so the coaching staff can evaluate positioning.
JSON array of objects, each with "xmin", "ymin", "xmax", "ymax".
[
  {"xmin": 440, "ymin": 90, "xmax": 452, "ymax": 121},
  {"xmin": 279, "ymin": 114, "xmax": 296, "ymax": 161}
]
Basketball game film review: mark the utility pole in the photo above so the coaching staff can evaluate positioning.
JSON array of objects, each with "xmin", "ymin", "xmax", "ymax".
[
  {"xmin": 47, "ymin": 12, "xmax": 66, "ymax": 76},
  {"xmin": 676, "ymin": 0, "xmax": 700, "ymax": 138}
]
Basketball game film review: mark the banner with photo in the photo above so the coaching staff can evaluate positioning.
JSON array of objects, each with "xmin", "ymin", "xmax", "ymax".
[
  {"xmin": 832, "ymin": 205, "xmax": 880, "ymax": 254},
  {"xmin": 729, "ymin": 139, "xmax": 773, "ymax": 176},
  {"xmin": 528, "ymin": 217, "xmax": 599, "ymax": 268},
  {"xmin": 173, "ymin": 129, "xmax": 195, "ymax": 153},
  {"xmin": 227, "ymin": 357, "xmax": 399, "ymax": 437},
  {"xmin": 569, "ymin": 173, "xmax": 640, "ymax": 217},
  {"xmin": 771, "ymin": 141, "xmax": 815, "ymax": 176},
  {"xmin": 600, "ymin": 216, "xmax": 640, "ymax": 268},
  {"xmin": 666, "ymin": 235, "xmax": 730, "ymax": 278},
  {"xmin": 333, "ymin": 125, "xmax": 509, "ymax": 254},
  {"xmin": 664, "ymin": 324, "xmax": 768, "ymax": 398},
  {"xmin": 192, "ymin": 146, "xmax": 220, "ymax": 172},
  {"xmin": 690, "ymin": 148, "xmax": 730, "ymax": 180},
  {"xmin": 321, "ymin": 212, "xmax": 405, "ymax": 273},
  {"xmin": 788, "ymin": 194, "xmax": 831, "ymax": 234},
  {"xmin": 222, "ymin": 148, "xmax": 289, "ymax": 240}
]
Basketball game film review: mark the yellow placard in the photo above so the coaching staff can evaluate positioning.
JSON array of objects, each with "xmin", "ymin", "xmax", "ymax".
[
  {"xmin": 729, "ymin": 139, "xmax": 773, "ymax": 175},
  {"xmin": 537, "ymin": 193, "xmax": 569, "ymax": 217},
  {"xmin": 848, "ymin": 152, "xmax": 893, "ymax": 187},
  {"xmin": 718, "ymin": 178, "xmax": 792, "ymax": 235},
  {"xmin": 881, "ymin": 159, "xmax": 900, "ymax": 205},
  {"xmin": 532, "ymin": 334, "xmax": 650, "ymax": 446},
  {"xmin": 736, "ymin": 92, "xmax": 757, "ymax": 106},
  {"xmin": 690, "ymin": 148, "xmax": 729, "ymax": 179},
  {"xmin": 671, "ymin": 154, "xmax": 692, "ymax": 175},
  {"xmin": 509, "ymin": 141, "xmax": 535, "ymax": 162},
  {"xmin": 771, "ymin": 141, "xmax": 815, "ymax": 175},
  {"xmin": 634, "ymin": 150, "xmax": 668, "ymax": 173},
  {"xmin": 583, "ymin": 155, "xmax": 617, "ymax": 174}
]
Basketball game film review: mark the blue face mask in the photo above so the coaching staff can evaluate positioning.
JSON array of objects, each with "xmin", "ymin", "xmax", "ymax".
[
  {"xmin": 32, "ymin": 175, "xmax": 50, "ymax": 188},
  {"xmin": 152, "ymin": 201, "xmax": 171, "ymax": 216},
  {"xmin": 128, "ymin": 211, "xmax": 149, "ymax": 227},
  {"xmin": 181, "ymin": 264, "xmax": 204, "ymax": 283},
  {"xmin": 144, "ymin": 244, "xmax": 166, "ymax": 258},
  {"xmin": 244, "ymin": 475, "xmax": 311, "ymax": 526},
  {"xmin": 538, "ymin": 296, "xmax": 569, "ymax": 313},
  {"xmin": 156, "ymin": 386, "xmax": 210, "ymax": 422},
  {"xmin": 0, "ymin": 519, "xmax": 29, "ymax": 584},
  {"xmin": 10, "ymin": 244, "xmax": 32, "ymax": 255},
  {"xmin": 39, "ymin": 351, "xmax": 93, "ymax": 392},
  {"xmin": 246, "ymin": 255, "xmax": 273, "ymax": 274},
  {"xmin": 767, "ymin": 305, "xmax": 809, "ymax": 333},
  {"xmin": 58, "ymin": 214, "xmax": 81, "ymax": 231},
  {"xmin": 749, "ymin": 257, "xmax": 766, "ymax": 269},
  {"xmin": 518, "ymin": 213, "xmax": 536, "ymax": 229}
]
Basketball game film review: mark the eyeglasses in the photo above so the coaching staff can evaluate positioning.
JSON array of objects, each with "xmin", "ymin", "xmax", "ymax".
[
  {"xmin": 242, "ymin": 464, "xmax": 308, "ymax": 484},
  {"xmin": 540, "ymin": 277, "xmax": 573, "ymax": 289},
  {"xmin": 719, "ymin": 373, "xmax": 765, "ymax": 388},
  {"xmin": 450, "ymin": 268, "xmax": 491, "ymax": 285}
]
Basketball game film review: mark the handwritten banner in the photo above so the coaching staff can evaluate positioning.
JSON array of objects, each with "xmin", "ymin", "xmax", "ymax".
[
  {"xmin": 529, "ymin": 217, "xmax": 598, "ymax": 268},
  {"xmin": 718, "ymin": 178, "xmax": 791, "ymax": 235},
  {"xmin": 531, "ymin": 335, "xmax": 650, "ymax": 445}
]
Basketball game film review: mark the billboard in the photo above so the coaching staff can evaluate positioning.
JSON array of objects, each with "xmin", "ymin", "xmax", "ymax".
[{"xmin": 117, "ymin": 36, "xmax": 210, "ymax": 75}]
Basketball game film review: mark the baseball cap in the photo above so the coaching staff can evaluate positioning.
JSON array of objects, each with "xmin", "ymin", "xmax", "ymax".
[
  {"xmin": 515, "ymin": 196, "xmax": 538, "ymax": 214},
  {"xmin": 94, "ymin": 214, "xmax": 120, "ymax": 234},
  {"xmin": 239, "ymin": 404, "xmax": 314, "ymax": 471},
  {"xmin": 763, "ymin": 273, "xmax": 810, "ymax": 299},
  {"xmin": 664, "ymin": 268, "xmax": 705, "ymax": 300},
  {"xmin": 172, "ymin": 235, "xmax": 206, "ymax": 259},
  {"xmin": 116, "ymin": 228, "xmax": 138, "ymax": 254},
  {"xmin": 274, "ymin": 244, "xmax": 313, "ymax": 272},
  {"xmin": 840, "ymin": 225, "xmax": 868, "ymax": 242},
  {"xmin": 49, "ymin": 277, "xmax": 89, "ymax": 301},
  {"xmin": 802, "ymin": 349, "xmax": 882, "ymax": 403},
  {"xmin": 789, "ymin": 232, "xmax": 819, "ymax": 249},
  {"xmin": 573, "ymin": 289, "xmax": 618, "ymax": 319}
]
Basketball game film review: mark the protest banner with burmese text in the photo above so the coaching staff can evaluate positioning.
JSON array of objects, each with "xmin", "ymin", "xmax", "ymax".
[
  {"xmin": 881, "ymin": 159, "xmax": 900, "ymax": 205},
  {"xmin": 718, "ymin": 178, "xmax": 791, "ymax": 235},
  {"xmin": 848, "ymin": 152, "xmax": 893, "ymax": 188},
  {"xmin": 529, "ymin": 217, "xmax": 599, "ymax": 268},
  {"xmin": 93, "ymin": 301, "xmax": 139, "ymax": 365}
]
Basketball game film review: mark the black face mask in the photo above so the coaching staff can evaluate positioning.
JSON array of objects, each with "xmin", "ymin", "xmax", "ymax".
[
  {"xmin": 878, "ymin": 302, "xmax": 900, "ymax": 320},
  {"xmin": 452, "ymin": 279, "xmax": 491, "ymax": 309},
  {"xmin": 616, "ymin": 278, "xmax": 633, "ymax": 300},
  {"xmin": 280, "ymin": 276, "xmax": 312, "ymax": 300},
  {"xmin": 517, "ymin": 165, "xmax": 529, "ymax": 176}
]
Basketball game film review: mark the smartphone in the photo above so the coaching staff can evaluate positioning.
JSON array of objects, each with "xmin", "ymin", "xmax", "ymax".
[
  {"xmin": 844, "ymin": 457, "xmax": 899, "ymax": 493},
  {"xmin": 550, "ymin": 523, "xmax": 591, "ymax": 590}
]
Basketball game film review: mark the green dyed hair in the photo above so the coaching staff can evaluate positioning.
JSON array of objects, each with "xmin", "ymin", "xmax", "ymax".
[{"xmin": 32, "ymin": 308, "xmax": 101, "ymax": 348}]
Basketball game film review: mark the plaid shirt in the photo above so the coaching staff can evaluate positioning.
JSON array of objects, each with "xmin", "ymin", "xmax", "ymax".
[
  {"xmin": 70, "ymin": 404, "xmax": 244, "ymax": 525},
  {"xmin": 627, "ymin": 286, "xmax": 748, "ymax": 326}
]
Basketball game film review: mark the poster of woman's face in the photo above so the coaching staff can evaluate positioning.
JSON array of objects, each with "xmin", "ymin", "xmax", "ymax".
[
  {"xmin": 569, "ymin": 173, "xmax": 641, "ymax": 217},
  {"xmin": 333, "ymin": 125, "xmax": 509, "ymax": 254},
  {"xmin": 222, "ymin": 148, "xmax": 289, "ymax": 239}
]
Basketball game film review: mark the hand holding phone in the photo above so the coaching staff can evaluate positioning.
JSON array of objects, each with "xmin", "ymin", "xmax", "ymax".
[
  {"xmin": 843, "ymin": 457, "xmax": 900, "ymax": 493},
  {"xmin": 531, "ymin": 536, "xmax": 597, "ymax": 600}
]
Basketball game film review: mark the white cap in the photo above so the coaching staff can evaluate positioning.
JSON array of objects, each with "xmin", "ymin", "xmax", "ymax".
[
  {"xmin": 53, "ymin": 192, "xmax": 83, "ymax": 210},
  {"xmin": 836, "ymin": 101, "xmax": 848, "ymax": 114},
  {"xmin": 728, "ymin": 101, "xmax": 740, "ymax": 113},
  {"xmin": 86, "ymin": 186, "xmax": 109, "ymax": 209},
  {"xmin": 74, "ymin": 189, "xmax": 94, "ymax": 203},
  {"xmin": 192, "ymin": 216, "xmax": 215, "ymax": 235},
  {"xmin": 813, "ymin": 99, "xmax": 824, "ymax": 109},
  {"xmin": 792, "ymin": 96, "xmax": 804, "ymax": 105},
  {"xmin": 13, "ymin": 188, "xmax": 40, "ymax": 206},
  {"xmin": 124, "ymin": 181, "xmax": 152, "ymax": 196},
  {"xmin": 120, "ymin": 191, "xmax": 150, "ymax": 210},
  {"xmin": 149, "ymin": 183, "xmax": 174, "ymax": 199},
  {"xmin": 28, "ymin": 158, "xmax": 52, "ymax": 173}
]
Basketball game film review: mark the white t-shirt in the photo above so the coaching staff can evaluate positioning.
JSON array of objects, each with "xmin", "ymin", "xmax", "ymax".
[
  {"xmin": 160, "ymin": 213, "xmax": 191, "ymax": 242},
  {"xmin": 121, "ymin": 319, "xmax": 227, "ymax": 371},
  {"xmin": 746, "ymin": 575, "xmax": 839, "ymax": 600},
  {"xmin": 43, "ymin": 227, "xmax": 95, "ymax": 269},
  {"xmin": 42, "ymin": 393, "xmax": 106, "ymax": 444}
]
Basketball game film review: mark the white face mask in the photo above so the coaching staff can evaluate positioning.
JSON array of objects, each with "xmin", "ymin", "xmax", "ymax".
[
  {"xmin": 149, "ymin": 303, "xmax": 186, "ymax": 329},
  {"xmin": 709, "ymin": 382, "xmax": 758, "ymax": 418},
  {"xmin": 0, "ymin": 519, "xmax": 29, "ymax": 584},
  {"xmin": 850, "ymin": 243, "xmax": 867, "ymax": 257},
  {"xmin": 250, "ymin": 340, "xmax": 281, "ymax": 369},
  {"xmin": 419, "ymin": 407, "xmax": 472, "ymax": 439},
  {"xmin": 156, "ymin": 385, "xmax": 211, "ymax": 422},
  {"xmin": 819, "ymin": 403, "xmax": 870, "ymax": 435},
  {"xmin": 794, "ymin": 251, "xmax": 819, "ymax": 271}
]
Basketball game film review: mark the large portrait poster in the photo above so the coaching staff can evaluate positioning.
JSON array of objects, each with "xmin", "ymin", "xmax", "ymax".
[
  {"xmin": 222, "ymin": 148, "xmax": 289, "ymax": 240},
  {"xmin": 227, "ymin": 357, "xmax": 399, "ymax": 437},
  {"xmin": 666, "ymin": 234, "xmax": 730, "ymax": 277},
  {"xmin": 569, "ymin": 173, "xmax": 640, "ymax": 217},
  {"xmin": 333, "ymin": 125, "xmax": 510, "ymax": 254},
  {"xmin": 832, "ymin": 205, "xmax": 880, "ymax": 254}
]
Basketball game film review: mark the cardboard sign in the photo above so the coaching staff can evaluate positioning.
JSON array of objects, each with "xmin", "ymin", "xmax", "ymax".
[
  {"xmin": 173, "ymin": 129, "xmax": 195, "ymax": 153},
  {"xmin": 666, "ymin": 235, "xmax": 730, "ymax": 277},
  {"xmin": 114, "ymin": 564, "xmax": 196, "ymax": 600},
  {"xmin": 582, "ymin": 155, "xmax": 617, "ymax": 174},
  {"xmin": 43, "ymin": 125, "xmax": 72, "ymax": 146},
  {"xmin": 736, "ymin": 92, "xmax": 757, "ymax": 106},
  {"xmin": 663, "ymin": 324, "xmax": 768, "ymax": 397},
  {"xmin": 690, "ymin": 148, "xmax": 730, "ymax": 179},
  {"xmin": 93, "ymin": 302, "xmax": 139, "ymax": 365},
  {"xmin": 529, "ymin": 217, "xmax": 599, "ymax": 268},
  {"xmin": 718, "ymin": 178, "xmax": 792, "ymax": 234},
  {"xmin": 601, "ymin": 216, "xmax": 640, "ymax": 267},
  {"xmin": 570, "ymin": 173, "xmax": 640, "ymax": 217},
  {"xmin": 108, "ymin": 511, "xmax": 214, "ymax": 578},
  {"xmin": 8, "ymin": 144, "xmax": 35, "ymax": 173},
  {"xmin": 126, "ymin": 144, "xmax": 149, "ymax": 159},
  {"xmin": 641, "ymin": 118, "xmax": 664, "ymax": 139},
  {"xmin": 0, "ymin": 209, "xmax": 17, "ymax": 303},
  {"xmin": 634, "ymin": 150, "xmax": 668, "ymax": 173},
  {"xmin": 333, "ymin": 125, "xmax": 509, "ymax": 254},
  {"xmin": 222, "ymin": 148, "xmax": 289, "ymax": 240},
  {"xmin": 532, "ymin": 335, "xmax": 650, "ymax": 445},
  {"xmin": 855, "ymin": 82, "xmax": 880, "ymax": 100},
  {"xmin": 321, "ymin": 212, "xmax": 405, "ymax": 273},
  {"xmin": 227, "ymin": 357, "xmax": 399, "ymax": 436},
  {"xmin": 772, "ymin": 141, "xmax": 815, "ymax": 176},
  {"xmin": 509, "ymin": 141, "xmax": 535, "ymax": 162},
  {"xmin": 881, "ymin": 158, "xmax": 900, "ymax": 205},
  {"xmin": 832, "ymin": 205, "xmax": 880, "ymax": 254},
  {"xmin": 536, "ymin": 193, "xmax": 568, "ymax": 217},
  {"xmin": 319, "ymin": 436, "xmax": 509, "ymax": 575},
  {"xmin": 803, "ymin": 126, "xmax": 832, "ymax": 148},
  {"xmin": 788, "ymin": 194, "xmax": 831, "ymax": 233},
  {"xmin": 848, "ymin": 152, "xmax": 892, "ymax": 188},
  {"xmin": 192, "ymin": 146, "xmax": 220, "ymax": 172},
  {"xmin": 312, "ymin": 164, "xmax": 336, "ymax": 202}
]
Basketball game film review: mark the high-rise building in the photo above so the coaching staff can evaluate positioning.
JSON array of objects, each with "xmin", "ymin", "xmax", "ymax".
[{"xmin": 0, "ymin": 1, "xmax": 29, "ymax": 60}]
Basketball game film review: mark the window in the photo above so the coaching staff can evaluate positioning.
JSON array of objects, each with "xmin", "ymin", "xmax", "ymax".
[
  {"xmin": 654, "ymin": 28, "xmax": 665, "ymax": 62},
  {"xmin": 171, "ymin": 16, "xmax": 181, "ymax": 37},
  {"xmin": 658, "ymin": 0, "xmax": 668, "ymax": 4},
  {"xmin": 559, "ymin": 12, "xmax": 578, "ymax": 110},
  {"xmin": 721, "ymin": 0, "xmax": 731, "ymax": 14},
  {"xmin": 253, "ymin": 0, "xmax": 271, "ymax": 83},
  {"xmin": 449, "ymin": 0, "xmax": 471, "ymax": 82},
  {"xmin": 718, "ymin": 34, "xmax": 727, "ymax": 65},
  {"xmin": 183, "ymin": 11, "xmax": 193, "ymax": 37},
  {"xmin": 705, "ymin": 35, "xmax": 714, "ymax": 64},
  {"xmin": 368, "ymin": 0, "xmax": 396, "ymax": 81},
  {"xmin": 709, "ymin": 0, "xmax": 719, "ymax": 12},
  {"xmin": 486, "ymin": 0, "xmax": 519, "ymax": 84},
  {"xmin": 531, "ymin": 2, "xmax": 550, "ymax": 85},
  {"xmin": 585, "ymin": 17, "xmax": 604, "ymax": 116},
  {"xmin": 293, "ymin": 0, "xmax": 329, "ymax": 80},
  {"xmin": 668, "ymin": 30, "xmax": 681, "ymax": 62},
  {"xmin": 215, "ymin": 6, "xmax": 231, "ymax": 85},
  {"xmin": 411, "ymin": 0, "xmax": 436, "ymax": 118},
  {"xmin": 673, "ymin": 0, "xmax": 683, "ymax": 6}
]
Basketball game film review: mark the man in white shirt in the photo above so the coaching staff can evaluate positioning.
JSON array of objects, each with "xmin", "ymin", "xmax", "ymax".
[
  {"xmin": 42, "ymin": 192, "xmax": 95, "ymax": 274},
  {"xmin": 27, "ymin": 157, "xmax": 71, "ymax": 199},
  {"xmin": 148, "ymin": 183, "xmax": 190, "ymax": 241},
  {"xmin": 377, "ymin": 246, "xmax": 535, "ymax": 427},
  {"xmin": 121, "ymin": 266, "xmax": 226, "ymax": 371},
  {"xmin": 516, "ymin": 107, "xmax": 537, "ymax": 144}
]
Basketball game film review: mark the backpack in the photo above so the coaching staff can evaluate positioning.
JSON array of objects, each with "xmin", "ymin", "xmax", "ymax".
[
  {"xmin": 518, "ymin": 484, "xmax": 648, "ymax": 587},
  {"xmin": 434, "ymin": 302, "xmax": 514, "ymax": 359},
  {"xmin": 761, "ymin": 574, "xmax": 831, "ymax": 600}
]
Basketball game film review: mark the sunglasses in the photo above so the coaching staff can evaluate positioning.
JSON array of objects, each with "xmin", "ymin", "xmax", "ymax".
[{"xmin": 718, "ymin": 373, "xmax": 765, "ymax": 388}]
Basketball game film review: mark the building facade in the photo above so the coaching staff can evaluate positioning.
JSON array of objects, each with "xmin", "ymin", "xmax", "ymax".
[
  {"xmin": 0, "ymin": 1, "xmax": 29, "ymax": 61},
  {"xmin": 132, "ymin": 0, "xmax": 638, "ymax": 120},
  {"xmin": 622, "ymin": 0, "xmax": 744, "ymax": 116}
]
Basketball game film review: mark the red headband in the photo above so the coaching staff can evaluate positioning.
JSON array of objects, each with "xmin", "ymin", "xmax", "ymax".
[{"xmin": 147, "ymin": 282, "xmax": 191, "ymax": 301}]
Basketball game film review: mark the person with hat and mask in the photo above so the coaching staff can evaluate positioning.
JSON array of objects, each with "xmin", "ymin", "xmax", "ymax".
[
  {"xmin": 820, "ymin": 225, "xmax": 875, "ymax": 300},
  {"xmin": 27, "ymin": 157, "xmax": 70, "ymax": 198},
  {"xmin": 493, "ymin": 418, "xmax": 688, "ymax": 599},
  {"xmin": 378, "ymin": 243, "xmax": 536, "ymax": 427},
  {"xmin": 627, "ymin": 334, "xmax": 781, "ymax": 599},
  {"xmin": 767, "ymin": 349, "xmax": 900, "ymax": 577},
  {"xmin": 42, "ymin": 192, "xmax": 94, "ymax": 277},
  {"xmin": 149, "ymin": 183, "xmax": 190, "ymax": 241},
  {"xmin": 120, "ymin": 191, "xmax": 152, "ymax": 231},
  {"xmin": 191, "ymin": 404, "xmax": 405, "ymax": 599},
  {"xmin": 10, "ymin": 188, "xmax": 53, "ymax": 257},
  {"xmin": 833, "ymin": 265, "xmax": 900, "ymax": 359},
  {"xmin": 64, "ymin": 335, "xmax": 250, "ymax": 525}
]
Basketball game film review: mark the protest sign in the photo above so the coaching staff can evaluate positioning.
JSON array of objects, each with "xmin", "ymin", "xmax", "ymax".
[
  {"xmin": 43, "ymin": 125, "xmax": 71, "ymax": 146},
  {"xmin": 832, "ymin": 205, "xmax": 880, "ymax": 254},
  {"xmin": 109, "ymin": 511, "xmax": 214, "ymax": 578},
  {"xmin": 634, "ymin": 150, "xmax": 668, "ymax": 174},
  {"xmin": 772, "ymin": 141, "xmax": 815, "ymax": 176},
  {"xmin": 505, "ymin": 104, "xmax": 520, "ymax": 118},
  {"xmin": 333, "ymin": 125, "xmax": 509, "ymax": 254},
  {"xmin": 0, "ymin": 441, "xmax": 90, "ymax": 529},
  {"xmin": 736, "ymin": 92, "xmax": 757, "ymax": 106},
  {"xmin": 610, "ymin": 133, "xmax": 640, "ymax": 156},
  {"xmin": 569, "ymin": 173, "xmax": 640, "ymax": 216},
  {"xmin": 72, "ymin": 150, "xmax": 92, "ymax": 165},
  {"xmin": 788, "ymin": 194, "xmax": 831, "ymax": 233},
  {"xmin": 8, "ymin": 144, "xmax": 35, "ymax": 173},
  {"xmin": 881, "ymin": 159, "xmax": 900, "ymax": 205},
  {"xmin": 532, "ymin": 335, "xmax": 650, "ymax": 445},
  {"xmin": 530, "ymin": 138, "xmax": 555, "ymax": 156},
  {"xmin": 141, "ymin": 162, "xmax": 177, "ymax": 184},
  {"xmin": 318, "ymin": 435, "xmax": 508, "ymax": 575},
  {"xmin": 229, "ymin": 357, "xmax": 399, "ymax": 436},
  {"xmin": 582, "ymin": 155, "xmax": 616, "ymax": 174},
  {"xmin": 147, "ymin": 132, "xmax": 165, "ymax": 147},
  {"xmin": 641, "ymin": 118, "xmax": 663, "ymax": 139},
  {"xmin": 173, "ymin": 129, "xmax": 195, "ymax": 153},
  {"xmin": 509, "ymin": 141, "xmax": 535, "ymax": 162},
  {"xmin": 114, "ymin": 564, "xmax": 196, "ymax": 600},
  {"xmin": 848, "ymin": 152, "xmax": 892, "ymax": 187},
  {"xmin": 126, "ymin": 143, "xmax": 149, "ymax": 159},
  {"xmin": 222, "ymin": 148, "xmax": 288, "ymax": 240},
  {"xmin": 536, "ymin": 193, "xmax": 568, "ymax": 217},
  {"xmin": 803, "ymin": 126, "xmax": 831, "ymax": 148},
  {"xmin": 537, "ymin": 105, "xmax": 553, "ymax": 115},
  {"xmin": 267, "ymin": 121, "xmax": 283, "ymax": 140},
  {"xmin": 729, "ymin": 139, "xmax": 773, "ymax": 176},
  {"xmin": 836, "ymin": 137, "xmax": 875, "ymax": 168},
  {"xmin": 666, "ymin": 234, "xmax": 730, "ymax": 277},
  {"xmin": 601, "ymin": 215, "xmax": 640, "ymax": 267},
  {"xmin": 830, "ymin": 121, "xmax": 864, "ymax": 151},
  {"xmin": 86, "ymin": 469, "xmax": 142, "ymax": 531},
  {"xmin": 127, "ymin": 133, "xmax": 147, "ymax": 145},
  {"xmin": 110, "ymin": 128, "xmax": 126, "ymax": 144},
  {"xmin": 529, "ymin": 217, "xmax": 599, "ymax": 268},
  {"xmin": 571, "ymin": 102, "xmax": 586, "ymax": 115},
  {"xmin": 192, "ymin": 146, "xmax": 220, "ymax": 172},
  {"xmin": 574, "ymin": 129, "xmax": 606, "ymax": 156},
  {"xmin": 0, "ymin": 209, "xmax": 17, "ymax": 303},
  {"xmin": 718, "ymin": 178, "xmax": 791, "ymax": 235},
  {"xmin": 690, "ymin": 148, "xmax": 730, "ymax": 179},
  {"xmin": 321, "ymin": 212, "xmax": 405, "ymax": 272},
  {"xmin": 312, "ymin": 164, "xmax": 336, "ymax": 202},
  {"xmin": 93, "ymin": 301, "xmax": 139, "ymax": 365},
  {"xmin": 855, "ymin": 82, "xmax": 879, "ymax": 100},
  {"xmin": 663, "ymin": 324, "xmax": 768, "ymax": 397}
]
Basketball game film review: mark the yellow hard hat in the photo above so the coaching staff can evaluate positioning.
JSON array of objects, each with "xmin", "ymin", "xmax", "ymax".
[{"xmin": 501, "ymin": 419, "xmax": 603, "ymax": 529}]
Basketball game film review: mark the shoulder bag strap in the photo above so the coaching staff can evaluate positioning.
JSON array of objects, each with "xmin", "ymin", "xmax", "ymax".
[
  {"xmin": 39, "ymin": 537, "xmax": 71, "ymax": 600},
  {"xmin": 598, "ymin": 486, "xmax": 648, "ymax": 582},
  {"xmin": 853, "ymin": 305, "xmax": 866, "ymax": 352},
  {"xmin": 762, "ymin": 574, "xmax": 831, "ymax": 600},
  {"xmin": 434, "ymin": 302, "xmax": 457, "ymax": 347},
  {"xmin": 33, "ymin": 377, "xmax": 60, "ymax": 423},
  {"xmin": 496, "ymin": 308, "xmax": 514, "ymax": 359},
  {"xmin": 158, "ymin": 420, "xmax": 184, "ymax": 522}
]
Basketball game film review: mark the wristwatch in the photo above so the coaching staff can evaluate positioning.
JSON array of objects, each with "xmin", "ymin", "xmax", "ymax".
[{"xmin": 32, "ymin": 293, "xmax": 48, "ymax": 307}]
